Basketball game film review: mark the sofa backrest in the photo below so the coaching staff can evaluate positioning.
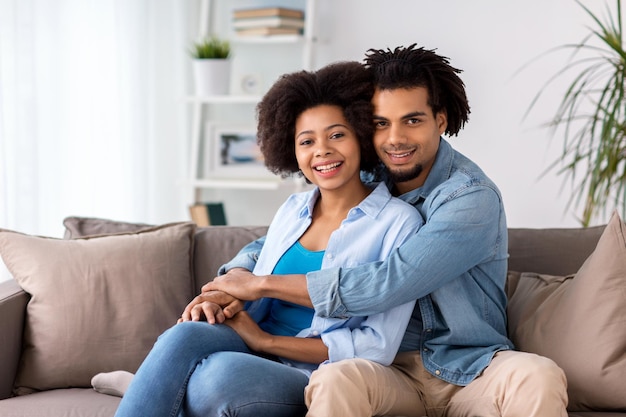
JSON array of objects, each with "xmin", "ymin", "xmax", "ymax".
[
  {"xmin": 507, "ymin": 225, "xmax": 605, "ymax": 276},
  {"xmin": 192, "ymin": 224, "xmax": 607, "ymax": 296},
  {"xmin": 192, "ymin": 225, "xmax": 268, "ymax": 294}
]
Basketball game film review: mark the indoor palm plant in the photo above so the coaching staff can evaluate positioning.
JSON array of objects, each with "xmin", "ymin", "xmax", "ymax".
[
  {"xmin": 190, "ymin": 35, "xmax": 231, "ymax": 96},
  {"xmin": 527, "ymin": 0, "xmax": 625, "ymax": 226}
]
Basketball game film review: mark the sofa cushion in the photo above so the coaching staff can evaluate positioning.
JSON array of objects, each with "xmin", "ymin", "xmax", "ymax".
[
  {"xmin": 0, "ymin": 222, "xmax": 196, "ymax": 395},
  {"xmin": 507, "ymin": 211, "xmax": 626, "ymax": 411},
  {"xmin": 63, "ymin": 216, "xmax": 153, "ymax": 239},
  {"xmin": 0, "ymin": 388, "xmax": 120, "ymax": 417},
  {"xmin": 63, "ymin": 216, "xmax": 269, "ymax": 294}
]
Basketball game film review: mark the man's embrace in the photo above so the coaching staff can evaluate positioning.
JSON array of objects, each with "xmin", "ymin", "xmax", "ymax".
[{"xmin": 195, "ymin": 44, "xmax": 568, "ymax": 417}]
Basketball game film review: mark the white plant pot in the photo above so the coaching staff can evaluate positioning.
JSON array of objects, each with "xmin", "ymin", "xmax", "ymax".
[{"xmin": 192, "ymin": 59, "xmax": 231, "ymax": 96}]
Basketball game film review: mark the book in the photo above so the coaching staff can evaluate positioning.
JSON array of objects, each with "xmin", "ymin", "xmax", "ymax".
[
  {"xmin": 235, "ymin": 27, "xmax": 302, "ymax": 37},
  {"xmin": 189, "ymin": 202, "xmax": 227, "ymax": 226},
  {"xmin": 233, "ymin": 7, "xmax": 304, "ymax": 20},
  {"xmin": 233, "ymin": 16, "xmax": 305, "ymax": 30}
]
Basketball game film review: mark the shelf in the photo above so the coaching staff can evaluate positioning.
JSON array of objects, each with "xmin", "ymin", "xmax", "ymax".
[
  {"xmin": 190, "ymin": 178, "xmax": 281, "ymax": 190},
  {"xmin": 185, "ymin": 95, "xmax": 261, "ymax": 104},
  {"xmin": 233, "ymin": 34, "xmax": 305, "ymax": 44}
]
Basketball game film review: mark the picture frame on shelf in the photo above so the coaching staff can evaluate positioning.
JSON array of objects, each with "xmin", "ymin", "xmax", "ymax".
[{"xmin": 205, "ymin": 122, "xmax": 275, "ymax": 179}]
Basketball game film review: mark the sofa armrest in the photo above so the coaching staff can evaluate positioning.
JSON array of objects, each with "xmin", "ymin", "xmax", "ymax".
[{"xmin": 0, "ymin": 279, "xmax": 28, "ymax": 400}]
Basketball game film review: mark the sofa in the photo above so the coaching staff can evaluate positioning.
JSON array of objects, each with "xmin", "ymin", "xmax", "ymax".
[{"xmin": 0, "ymin": 214, "xmax": 625, "ymax": 417}]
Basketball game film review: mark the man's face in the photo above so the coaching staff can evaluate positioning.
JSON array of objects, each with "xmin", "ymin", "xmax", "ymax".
[{"xmin": 372, "ymin": 87, "xmax": 447, "ymax": 195}]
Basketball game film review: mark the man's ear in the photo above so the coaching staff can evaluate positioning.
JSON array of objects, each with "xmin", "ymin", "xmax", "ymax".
[{"xmin": 436, "ymin": 110, "xmax": 448, "ymax": 135}]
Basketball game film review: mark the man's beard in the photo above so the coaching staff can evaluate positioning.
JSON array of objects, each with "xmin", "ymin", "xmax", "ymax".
[{"xmin": 386, "ymin": 164, "xmax": 423, "ymax": 184}]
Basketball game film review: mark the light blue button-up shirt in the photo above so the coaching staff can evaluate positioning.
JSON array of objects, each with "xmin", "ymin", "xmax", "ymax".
[
  {"xmin": 243, "ymin": 182, "xmax": 423, "ymax": 375},
  {"xmin": 221, "ymin": 139, "xmax": 514, "ymax": 385}
]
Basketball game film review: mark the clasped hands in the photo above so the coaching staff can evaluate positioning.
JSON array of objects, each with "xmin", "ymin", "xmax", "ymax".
[
  {"xmin": 177, "ymin": 268, "xmax": 273, "ymax": 351},
  {"xmin": 178, "ymin": 268, "xmax": 262, "ymax": 324}
]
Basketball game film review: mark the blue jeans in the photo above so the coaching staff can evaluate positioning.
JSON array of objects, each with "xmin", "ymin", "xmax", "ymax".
[{"xmin": 114, "ymin": 321, "xmax": 310, "ymax": 417}]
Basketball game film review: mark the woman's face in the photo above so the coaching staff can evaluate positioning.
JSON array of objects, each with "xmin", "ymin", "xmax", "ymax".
[{"xmin": 294, "ymin": 104, "xmax": 362, "ymax": 191}]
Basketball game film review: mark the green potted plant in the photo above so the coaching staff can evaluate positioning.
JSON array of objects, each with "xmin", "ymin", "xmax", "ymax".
[
  {"xmin": 190, "ymin": 35, "xmax": 231, "ymax": 96},
  {"xmin": 526, "ymin": 0, "xmax": 625, "ymax": 226}
]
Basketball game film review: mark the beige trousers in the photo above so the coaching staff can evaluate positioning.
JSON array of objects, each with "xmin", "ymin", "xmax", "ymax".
[{"xmin": 305, "ymin": 350, "xmax": 568, "ymax": 417}]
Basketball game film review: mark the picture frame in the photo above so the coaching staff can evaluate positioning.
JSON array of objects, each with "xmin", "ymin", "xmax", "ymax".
[{"xmin": 205, "ymin": 123, "xmax": 275, "ymax": 179}]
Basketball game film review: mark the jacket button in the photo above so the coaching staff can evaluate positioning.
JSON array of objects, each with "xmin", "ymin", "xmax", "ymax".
[{"xmin": 435, "ymin": 370, "xmax": 441, "ymax": 375}]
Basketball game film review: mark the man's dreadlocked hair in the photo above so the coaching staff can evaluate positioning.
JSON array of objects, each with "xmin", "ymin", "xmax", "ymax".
[{"xmin": 364, "ymin": 44, "xmax": 470, "ymax": 136}]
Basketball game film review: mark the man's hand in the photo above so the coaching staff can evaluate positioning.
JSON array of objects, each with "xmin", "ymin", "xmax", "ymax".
[
  {"xmin": 222, "ymin": 311, "xmax": 271, "ymax": 352},
  {"xmin": 179, "ymin": 290, "xmax": 244, "ymax": 323},
  {"xmin": 203, "ymin": 268, "xmax": 264, "ymax": 301}
]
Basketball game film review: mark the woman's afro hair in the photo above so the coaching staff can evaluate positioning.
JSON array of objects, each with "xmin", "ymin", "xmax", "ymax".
[{"xmin": 256, "ymin": 61, "xmax": 378, "ymax": 177}]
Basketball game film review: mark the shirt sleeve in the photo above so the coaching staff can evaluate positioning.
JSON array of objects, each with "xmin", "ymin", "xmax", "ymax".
[
  {"xmin": 320, "ymin": 300, "xmax": 416, "ymax": 365},
  {"xmin": 308, "ymin": 186, "xmax": 504, "ymax": 317},
  {"xmin": 218, "ymin": 235, "xmax": 266, "ymax": 275}
]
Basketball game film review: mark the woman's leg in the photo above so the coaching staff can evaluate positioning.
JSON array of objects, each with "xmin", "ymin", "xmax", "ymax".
[
  {"xmin": 114, "ymin": 322, "xmax": 250, "ymax": 417},
  {"xmin": 185, "ymin": 351, "xmax": 310, "ymax": 417}
]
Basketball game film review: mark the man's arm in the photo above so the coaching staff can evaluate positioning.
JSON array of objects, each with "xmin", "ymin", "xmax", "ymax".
[
  {"xmin": 208, "ymin": 233, "xmax": 315, "ymax": 307},
  {"xmin": 204, "ymin": 269, "xmax": 313, "ymax": 308},
  {"xmin": 307, "ymin": 187, "xmax": 505, "ymax": 317}
]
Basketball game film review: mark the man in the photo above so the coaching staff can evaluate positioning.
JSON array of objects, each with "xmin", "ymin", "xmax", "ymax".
[{"xmin": 189, "ymin": 44, "xmax": 568, "ymax": 417}]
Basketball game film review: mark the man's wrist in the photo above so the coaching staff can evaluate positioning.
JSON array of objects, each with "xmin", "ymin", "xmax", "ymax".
[{"xmin": 257, "ymin": 274, "xmax": 277, "ymax": 298}]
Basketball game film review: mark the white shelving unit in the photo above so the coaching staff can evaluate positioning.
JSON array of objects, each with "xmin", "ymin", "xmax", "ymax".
[{"xmin": 186, "ymin": 0, "xmax": 317, "ymax": 206}]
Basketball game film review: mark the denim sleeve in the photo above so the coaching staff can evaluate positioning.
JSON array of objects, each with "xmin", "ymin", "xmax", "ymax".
[
  {"xmin": 307, "ymin": 186, "xmax": 504, "ymax": 317},
  {"xmin": 217, "ymin": 235, "xmax": 266, "ymax": 275}
]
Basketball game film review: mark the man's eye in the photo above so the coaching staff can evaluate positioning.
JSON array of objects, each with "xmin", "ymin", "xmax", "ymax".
[
  {"xmin": 407, "ymin": 118, "xmax": 420, "ymax": 125},
  {"xmin": 374, "ymin": 120, "xmax": 387, "ymax": 128}
]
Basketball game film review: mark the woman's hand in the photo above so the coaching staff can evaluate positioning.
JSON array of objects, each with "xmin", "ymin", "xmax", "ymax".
[
  {"xmin": 222, "ymin": 311, "xmax": 271, "ymax": 352},
  {"xmin": 178, "ymin": 290, "xmax": 244, "ymax": 323}
]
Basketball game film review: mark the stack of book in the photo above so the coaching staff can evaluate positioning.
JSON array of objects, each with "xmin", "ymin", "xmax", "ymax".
[
  {"xmin": 233, "ymin": 7, "xmax": 305, "ymax": 37},
  {"xmin": 189, "ymin": 202, "xmax": 227, "ymax": 227}
]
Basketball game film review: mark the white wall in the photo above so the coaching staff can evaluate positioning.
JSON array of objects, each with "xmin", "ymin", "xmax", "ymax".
[{"xmin": 213, "ymin": 0, "xmax": 621, "ymax": 228}]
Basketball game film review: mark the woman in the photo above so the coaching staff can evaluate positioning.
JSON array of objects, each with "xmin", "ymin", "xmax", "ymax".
[{"xmin": 114, "ymin": 61, "xmax": 422, "ymax": 417}]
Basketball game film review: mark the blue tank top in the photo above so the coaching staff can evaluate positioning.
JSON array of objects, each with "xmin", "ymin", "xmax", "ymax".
[{"xmin": 258, "ymin": 241, "xmax": 323, "ymax": 337}]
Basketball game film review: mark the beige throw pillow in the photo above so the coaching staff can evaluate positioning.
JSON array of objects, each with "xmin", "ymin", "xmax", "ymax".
[
  {"xmin": 0, "ymin": 222, "xmax": 196, "ymax": 395},
  {"xmin": 507, "ymin": 211, "xmax": 626, "ymax": 411}
]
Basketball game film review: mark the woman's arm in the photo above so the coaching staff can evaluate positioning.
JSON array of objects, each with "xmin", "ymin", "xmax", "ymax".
[{"xmin": 224, "ymin": 311, "xmax": 328, "ymax": 364}]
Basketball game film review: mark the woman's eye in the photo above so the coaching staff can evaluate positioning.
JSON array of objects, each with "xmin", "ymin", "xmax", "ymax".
[
  {"xmin": 330, "ymin": 132, "xmax": 344, "ymax": 140},
  {"xmin": 299, "ymin": 139, "xmax": 312, "ymax": 146}
]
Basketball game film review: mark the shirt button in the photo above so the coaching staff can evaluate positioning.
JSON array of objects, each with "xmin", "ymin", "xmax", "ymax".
[
  {"xmin": 311, "ymin": 330, "xmax": 319, "ymax": 336},
  {"xmin": 327, "ymin": 253, "xmax": 334, "ymax": 259}
]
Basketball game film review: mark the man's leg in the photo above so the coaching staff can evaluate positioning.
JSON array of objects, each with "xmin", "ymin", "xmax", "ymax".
[
  {"xmin": 446, "ymin": 350, "xmax": 568, "ymax": 417},
  {"xmin": 305, "ymin": 352, "xmax": 428, "ymax": 417}
]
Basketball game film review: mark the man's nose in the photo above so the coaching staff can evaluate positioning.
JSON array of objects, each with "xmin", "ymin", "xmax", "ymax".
[{"xmin": 387, "ymin": 124, "xmax": 407, "ymax": 145}]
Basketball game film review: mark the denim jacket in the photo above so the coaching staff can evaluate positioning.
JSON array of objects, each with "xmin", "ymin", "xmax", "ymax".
[{"xmin": 220, "ymin": 138, "xmax": 514, "ymax": 385}]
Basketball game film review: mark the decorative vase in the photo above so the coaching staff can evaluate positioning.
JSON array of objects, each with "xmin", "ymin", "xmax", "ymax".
[{"xmin": 192, "ymin": 59, "xmax": 231, "ymax": 96}]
